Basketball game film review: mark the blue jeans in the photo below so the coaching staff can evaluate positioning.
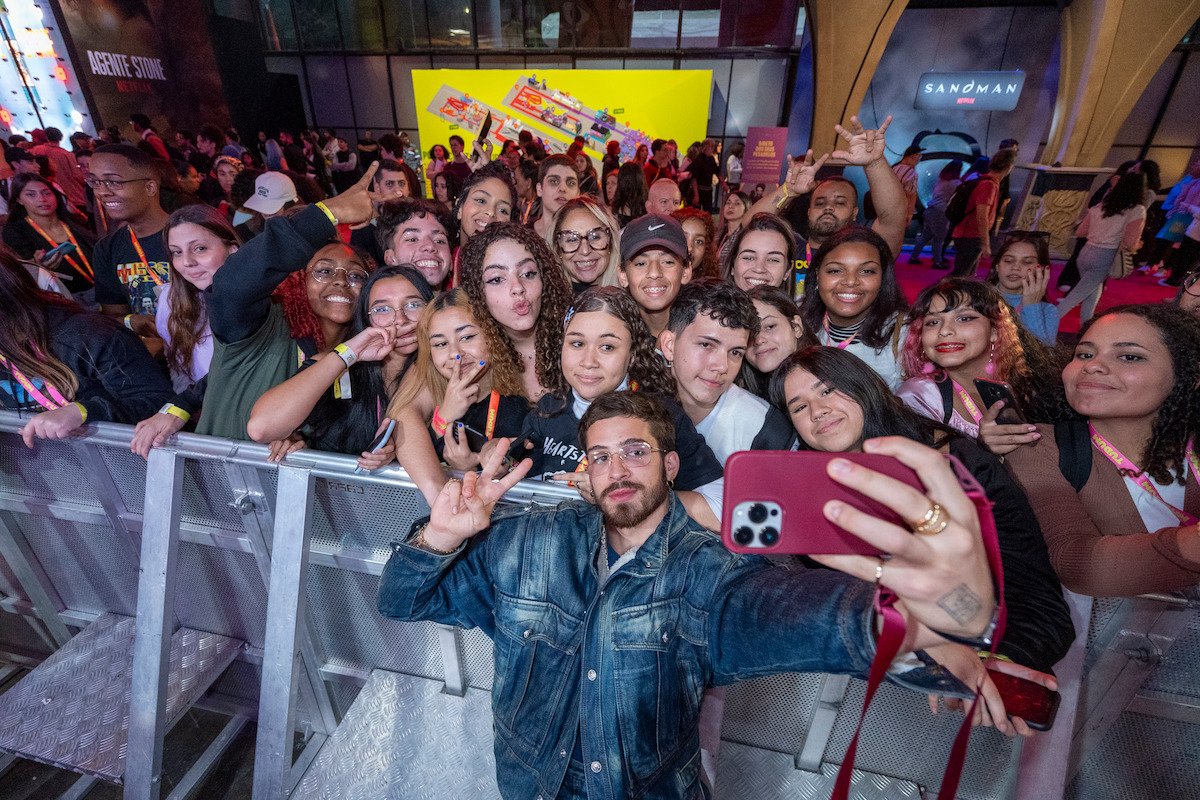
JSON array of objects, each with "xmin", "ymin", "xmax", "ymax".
[
  {"xmin": 911, "ymin": 207, "xmax": 949, "ymax": 265},
  {"xmin": 950, "ymin": 237, "xmax": 984, "ymax": 278}
]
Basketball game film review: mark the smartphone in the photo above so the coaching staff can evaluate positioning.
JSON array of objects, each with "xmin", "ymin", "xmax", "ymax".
[
  {"xmin": 353, "ymin": 419, "xmax": 396, "ymax": 474},
  {"xmin": 503, "ymin": 437, "xmax": 533, "ymax": 467},
  {"xmin": 973, "ymin": 378, "xmax": 1026, "ymax": 425},
  {"xmin": 987, "ymin": 669, "xmax": 1061, "ymax": 731},
  {"xmin": 453, "ymin": 422, "xmax": 489, "ymax": 453},
  {"xmin": 44, "ymin": 241, "xmax": 78, "ymax": 259},
  {"xmin": 477, "ymin": 111, "xmax": 493, "ymax": 144}
]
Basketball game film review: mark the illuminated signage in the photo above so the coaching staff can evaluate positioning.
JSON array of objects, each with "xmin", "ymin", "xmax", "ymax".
[{"xmin": 914, "ymin": 71, "xmax": 1026, "ymax": 111}]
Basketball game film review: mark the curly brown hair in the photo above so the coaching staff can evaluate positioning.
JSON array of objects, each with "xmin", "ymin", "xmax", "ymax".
[
  {"xmin": 544, "ymin": 286, "xmax": 676, "ymax": 398},
  {"xmin": 671, "ymin": 207, "xmax": 719, "ymax": 279},
  {"xmin": 458, "ymin": 222, "xmax": 571, "ymax": 398}
]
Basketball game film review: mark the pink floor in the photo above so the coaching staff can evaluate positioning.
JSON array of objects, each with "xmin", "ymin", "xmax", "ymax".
[{"xmin": 893, "ymin": 248, "xmax": 1177, "ymax": 335}]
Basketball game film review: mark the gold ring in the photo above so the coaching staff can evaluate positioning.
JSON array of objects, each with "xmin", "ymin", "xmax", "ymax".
[
  {"xmin": 908, "ymin": 502, "xmax": 950, "ymax": 535},
  {"xmin": 874, "ymin": 561, "xmax": 884, "ymax": 583},
  {"xmin": 445, "ymin": 477, "xmax": 462, "ymax": 486}
]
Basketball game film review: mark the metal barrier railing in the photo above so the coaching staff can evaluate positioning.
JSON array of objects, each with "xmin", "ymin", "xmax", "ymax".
[{"xmin": 2, "ymin": 410, "xmax": 1196, "ymax": 800}]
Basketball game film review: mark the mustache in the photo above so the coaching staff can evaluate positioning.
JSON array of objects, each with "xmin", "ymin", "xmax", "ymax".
[{"xmin": 602, "ymin": 481, "xmax": 643, "ymax": 499}]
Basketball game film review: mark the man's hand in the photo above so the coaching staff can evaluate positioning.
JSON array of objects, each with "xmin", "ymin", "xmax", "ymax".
[
  {"xmin": 131, "ymin": 411, "xmax": 187, "ymax": 458},
  {"xmin": 321, "ymin": 162, "xmax": 383, "ymax": 226},
  {"xmin": 977, "ymin": 401, "xmax": 1040, "ymax": 456},
  {"xmin": 810, "ymin": 436, "xmax": 995, "ymax": 644},
  {"xmin": 784, "ymin": 150, "xmax": 830, "ymax": 197},
  {"xmin": 127, "ymin": 313, "xmax": 158, "ymax": 338},
  {"xmin": 421, "ymin": 437, "xmax": 532, "ymax": 552},
  {"xmin": 832, "ymin": 115, "xmax": 892, "ymax": 167},
  {"xmin": 21, "ymin": 403, "xmax": 85, "ymax": 449}
]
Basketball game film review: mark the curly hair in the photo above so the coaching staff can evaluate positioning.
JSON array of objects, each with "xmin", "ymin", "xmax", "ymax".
[
  {"xmin": 800, "ymin": 225, "xmax": 908, "ymax": 349},
  {"xmin": 271, "ymin": 241, "xmax": 373, "ymax": 351},
  {"xmin": 162, "ymin": 205, "xmax": 240, "ymax": 380},
  {"xmin": 668, "ymin": 277, "xmax": 759, "ymax": 338},
  {"xmin": 671, "ymin": 207, "xmax": 719, "ymax": 279},
  {"xmin": 544, "ymin": 286, "xmax": 675, "ymax": 398},
  {"xmin": 457, "ymin": 222, "xmax": 571, "ymax": 399},
  {"xmin": 1076, "ymin": 304, "xmax": 1200, "ymax": 485},
  {"xmin": 452, "ymin": 160, "xmax": 517, "ymax": 245}
]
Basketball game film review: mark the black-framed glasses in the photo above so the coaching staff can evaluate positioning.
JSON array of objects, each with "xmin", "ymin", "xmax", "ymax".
[
  {"xmin": 1184, "ymin": 272, "xmax": 1200, "ymax": 296},
  {"xmin": 308, "ymin": 265, "xmax": 370, "ymax": 287},
  {"xmin": 369, "ymin": 300, "xmax": 427, "ymax": 325},
  {"xmin": 586, "ymin": 442, "xmax": 666, "ymax": 471},
  {"xmin": 84, "ymin": 177, "xmax": 151, "ymax": 190},
  {"xmin": 557, "ymin": 227, "xmax": 612, "ymax": 254}
]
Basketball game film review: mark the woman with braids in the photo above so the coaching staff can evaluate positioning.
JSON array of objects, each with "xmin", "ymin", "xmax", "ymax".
[
  {"xmin": 505, "ymin": 286, "xmax": 724, "ymax": 524},
  {"xmin": 897, "ymin": 278, "xmax": 1060, "ymax": 454},
  {"xmin": 800, "ymin": 225, "xmax": 909, "ymax": 390},
  {"xmin": 0, "ymin": 246, "xmax": 172, "ymax": 448},
  {"xmin": 671, "ymin": 206, "xmax": 719, "ymax": 280},
  {"xmin": 389, "ymin": 221, "xmax": 571, "ymax": 504},
  {"xmin": 1006, "ymin": 304, "xmax": 1200, "ymax": 597}
]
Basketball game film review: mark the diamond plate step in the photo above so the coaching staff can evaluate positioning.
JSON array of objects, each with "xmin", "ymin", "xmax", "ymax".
[
  {"xmin": 291, "ymin": 670, "xmax": 501, "ymax": 800},
  {"xmin": 715, "ymin": 741, "xmax": 922, "ymax": 799},
  {"xmin": 0, "ymin": 612, "xmax": 242, "ymax": 782}
]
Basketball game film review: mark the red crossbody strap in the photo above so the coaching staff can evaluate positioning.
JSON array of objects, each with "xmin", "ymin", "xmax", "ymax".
[{"xmin": 832, "ymin": 461, "xmax": 1006, "ymax": 800}]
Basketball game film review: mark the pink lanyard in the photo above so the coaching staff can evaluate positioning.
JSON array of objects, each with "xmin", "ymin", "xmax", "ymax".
[
  {"xmin": 823, "ymin": 313, "xmax": 857, "ymax": 349},
  {"xmin": 1089, "ymin": 424, "xmax": 1199, "ymax": 525},
  {"xmin": 951, "ymin": 380, "xmax": 984, "ymax": 424},
  {"xmin": 0, "ymin": 354, "xmax": 70, "ymax": 410}
]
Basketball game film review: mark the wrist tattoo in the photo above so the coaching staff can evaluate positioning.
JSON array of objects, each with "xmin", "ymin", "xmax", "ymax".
[{"xmin": 936, "ymin": 583, "xmax": 984, "ymax": 626}]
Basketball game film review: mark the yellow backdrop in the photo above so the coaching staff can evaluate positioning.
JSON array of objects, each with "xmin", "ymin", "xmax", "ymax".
[{"xmin": 412, "ymin": 69, "xmax": 710, "ymax": 196}]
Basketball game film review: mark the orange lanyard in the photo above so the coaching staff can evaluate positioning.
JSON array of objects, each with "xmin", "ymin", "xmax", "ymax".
[
  {"xmin": 1089, "ymin": 424, "xmax": 1199, "ymax": 525},
  {"xmin": 484, "ymin": 390, "xmax": 499, "ymax": 439},
  {"xmin": 129, "ymin": 229, "xmax": 163, "ymax": 286},
  {"xmin": 28, "ymin": 219, "xmax": 93, "ymax": 280}
]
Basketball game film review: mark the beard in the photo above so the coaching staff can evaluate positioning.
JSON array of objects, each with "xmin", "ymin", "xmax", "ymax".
[
  {"xmin": 808, "ymin": 212, "xmax": 844, "ymax": 240},
  {"xmin": 598, "ymin": 467, "xmax": 671, "ymax": 530}
]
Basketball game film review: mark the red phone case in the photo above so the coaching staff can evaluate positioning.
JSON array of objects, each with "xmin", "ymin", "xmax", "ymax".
[
  {"xmin": 721, "ymin": 451, "xmax": 927, "ymax": 556},
  {"xmin": 986, "ymin": 669, "xmax": 1060, "ymax": 730}
]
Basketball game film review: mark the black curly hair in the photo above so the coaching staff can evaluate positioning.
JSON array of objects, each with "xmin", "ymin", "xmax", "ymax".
[
  {"xmin": 452, "ymin": 160, "xmax": 518, "ymax": 245},
  {"xmin": 545, "ymin": 286, "xmax": 675, "ymax": 399},
  {"xmin": 667, "ymin": 277, "xmax": 759, "ymax": 338},
  {"xmin": 457, "ymin": 221, "xmax": 572, "ymax": 399},
  {"xmin": 1073, "ymin": 304, "xmax": 1200, "ymax": 485}
]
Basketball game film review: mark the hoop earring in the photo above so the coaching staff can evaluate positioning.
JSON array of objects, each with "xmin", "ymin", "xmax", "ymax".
[
  {"xmin": 985, "ymin": 341, "xmax": 996, "ymax": 376},
  {"xmin": 667, "ymin": 478, "xmax": 675, "ymax": 490}
]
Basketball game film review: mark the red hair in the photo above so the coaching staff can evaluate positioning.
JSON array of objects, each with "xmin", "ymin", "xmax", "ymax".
[{"xmin": 272, "ymin": 271, "xmax": 324, "ymax": 350}]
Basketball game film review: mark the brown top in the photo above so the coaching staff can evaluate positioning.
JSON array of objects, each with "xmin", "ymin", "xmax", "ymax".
[{"xmin": 1006, "ymin": 424, "xmax": 1200, "ymax": 597}]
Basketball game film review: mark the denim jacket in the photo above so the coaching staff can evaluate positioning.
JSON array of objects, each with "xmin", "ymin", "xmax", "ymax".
[{"xmin": 378, "ymin": 496, "xmax": 878, "ymax": 800}]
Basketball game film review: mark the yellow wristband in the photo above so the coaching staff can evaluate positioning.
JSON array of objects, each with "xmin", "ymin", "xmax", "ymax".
[
  {"xmin": 72, "ymin": 402, "xmax": 87, "ymax": 423},
  {"xmin": 123, "ymin": 314, "xmax": 134, "ymax": 331},
  {"xmin": 159, "ymin": 403, "xmax": 191, "ymax": 423},
  {"xmin": 776, "ymin": 186, "xmax": 790, "ymax": 208},
  {"xmin": 315, "ymin": 201, "xmax": 338, "ymax": 226}
]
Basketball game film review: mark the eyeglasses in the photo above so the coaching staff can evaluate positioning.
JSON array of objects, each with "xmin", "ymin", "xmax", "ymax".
[
  {"xmin": 369, "ymin": 300, "xmax": 427, "ymax": 325},
  {"xmin": 585, "ymin": 442, "xmax": 666, "ymax": 471},
  {"xmin": 84, "ymin": 177, "xmax": 151, "ymax": 190},
  {"xmin": 308, "ymin": 265, "xmax": 370, "ymax": 287},
  {"xmin": 1184, "ymin": 272, "xmax": 1200, "ymax": 296},
  {"xmin": 557, "ymin": 227, "xmax": 612, "ymax": 254}
]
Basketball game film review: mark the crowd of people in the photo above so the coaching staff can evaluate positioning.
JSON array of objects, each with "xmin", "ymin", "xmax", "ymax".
[{"xmin": 2, "ymin": 110, "xmax": 1199, "ymax": 799}]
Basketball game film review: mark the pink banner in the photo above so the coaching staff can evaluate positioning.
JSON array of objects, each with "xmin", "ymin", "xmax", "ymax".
[{"xmin": 739, "ymin": 126, "xmax": 789, "ymax": 185}]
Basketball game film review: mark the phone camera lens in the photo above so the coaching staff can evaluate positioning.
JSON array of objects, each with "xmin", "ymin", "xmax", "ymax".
[
  {"xmin": 748, "ymin": 503, "xmax": 768, "ymax": 524},
  {"xmin": 734, "ymin": 526, "xmax": 754, "ymax": 546},
  {"xmin": 759, "ymin": 527, "xmax": 779, "ymax": 546}
]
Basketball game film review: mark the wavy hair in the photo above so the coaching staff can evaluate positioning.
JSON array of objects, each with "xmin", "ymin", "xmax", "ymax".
[
  {"xmin": 544, "ymin": 285, "xmax": 675, "ymax": 399},
  {"xmin": 547, "ymin": 196, "xmax": 622, "ymax": 288},
  {"xmin": 800, "ymin": 225, "xmax": 908, "ymax": 349},
  {"xmin": 458, "ymin": 222, "xmax": 571, "ymax": 398},
  {"xmin": 715, "ymin": 191, "xmax": 751, "ymax": 245},
  {"xmin": 671, "ymin": 206, "xmax": 719, "ymax": 279},
  {"xmin": 0, "ymin": 245, "xmax": 78, "ymax": 400},
  {"xmin": 388, "ymin": 289, "xmax": 478, "ymax": 417},
  {"xmin": 1076, "ymin": 304, "xmax": 1200, "ymax": 485},
  {"xmin": 162, "ymin": 205, "xmax": 240, "ymax": 380}
]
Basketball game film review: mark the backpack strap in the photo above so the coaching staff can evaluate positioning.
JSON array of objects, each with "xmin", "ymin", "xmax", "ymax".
[
  {"xmin": 1055, "ymin": 420, "xmax": 1092, "ymax": 493},
  {"xmin": 935, "ymin": 374, "xmax": 954, "ymax": 424}
]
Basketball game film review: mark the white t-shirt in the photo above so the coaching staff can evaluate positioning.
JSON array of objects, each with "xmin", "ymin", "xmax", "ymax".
[
  {"xmin": 1124, "ymin": 460, "xmax": 1189, "ymax": 533},
  {"xmin": 694, "ymin": 384, "xmax": 772, "ymax": 464},
  {"xmin": 155, "ymin": 284, "xmax": 214, "ymax": 390},
  {"xmin": 1083, "ymin": 204, "xmax": 1145, "ymax": 250}
]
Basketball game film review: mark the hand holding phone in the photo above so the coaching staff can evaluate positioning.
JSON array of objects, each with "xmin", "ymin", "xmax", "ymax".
[
  {"xmin": 973, "ymin": 379, "xmax": 1026, "ymax": 425},
  {"xmin": 43, "ymin": 241, "xmax": 78, "ymax": 260},
  {"xmin": 354, "ymin": 419, "xmax": 396, "ymax": 474}
]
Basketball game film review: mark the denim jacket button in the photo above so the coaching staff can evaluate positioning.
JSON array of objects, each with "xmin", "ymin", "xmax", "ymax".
[
  {"xmin": 590, "ymin": 761, "xmax": 602, "ymax": 773},
  {"xmin": 587, "ymin": 669, "xmax": 597, "ymax": 681},
  {"xmin": 560, "ymin": 749, "xmax": 567, "ymax": 757},
  {"xmin": 662, "ymin": 631, "xmax": 669, "ymax": 643},
  {"xmin": 523, "ymin": 629, "xmax": 531, "ymax": 639}
]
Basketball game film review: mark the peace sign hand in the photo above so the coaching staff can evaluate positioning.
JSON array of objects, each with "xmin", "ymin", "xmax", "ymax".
[
  {"xmin": 420, "ymin": 438, "xmax": 533, "ymax": 552},
  {"xmin": 832, "ymin": 115, "xmax": 893, "ymax": 167}
]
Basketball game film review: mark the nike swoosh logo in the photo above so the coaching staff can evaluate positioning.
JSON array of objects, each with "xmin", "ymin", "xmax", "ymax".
[{"xmin": 647, "ymin": 224, "xmax": 665, "ymax": 231}]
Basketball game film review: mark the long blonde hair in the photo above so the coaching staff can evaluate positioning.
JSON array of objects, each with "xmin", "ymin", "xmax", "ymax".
[
  {"xmin": 545, "ymin": 196, "xmax": 622, "ymax": 288},
  {"xmin": 388, "ymin": 289, "xmax": 479, "ymax": 417}
]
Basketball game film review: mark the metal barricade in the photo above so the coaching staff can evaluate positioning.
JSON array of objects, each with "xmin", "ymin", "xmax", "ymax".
[{"xmin": 2, "ymin": 410, "xmax": 1198, "ymax": 799}]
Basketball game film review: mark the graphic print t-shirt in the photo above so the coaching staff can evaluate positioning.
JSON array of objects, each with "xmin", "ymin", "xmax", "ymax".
[{"xmin": 93, "ymin": 226, "xmax": 171, "ymax": 314}]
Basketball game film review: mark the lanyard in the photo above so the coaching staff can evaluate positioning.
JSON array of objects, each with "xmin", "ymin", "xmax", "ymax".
[
  {"xmin": 298, "ymin": 345, "xmax": 350, "ymax": 399},
  {"xmin": 28, "ymin": 220, "xmax": 94, "ymax": 280},
  {"xmin": 951, "ymin": 380, "xmax": 984, "ymax": 424},
  {"xmin": 823, "ymin": 313, "xmax": 857, "ymax": 350},
  {"xmin": 484, "ymin": 391, "xmax": 500, "ymax": 439},
  {"xmin": 1089, "ymin": 424, "xmax": 1199, "ymax": 525},
  {"xmin": 129, "ymin": 229, "xmax": 163, "ymax": 286},
  {"xmin": 0, "ymin": 354, "xmax": 70, "ymax": 410}
]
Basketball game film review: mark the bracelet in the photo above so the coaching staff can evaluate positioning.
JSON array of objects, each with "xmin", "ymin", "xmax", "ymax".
[
  {"xmin": 159, "ymin": 403, "xmax": 191, "ymax": 423},
  {"xmin": 315, "ymin": 201, "xmax": 338, "ymax": 226},
  {"xmin": 776, "ymin": 186, "xmax": 790, "ymax": 208},
  {"xmin": 333, "ymin": 343, "xmax": 357, "ymax": 368},
  {"xmin": 123, "ymin": 314, "xmax": 134, "ymax": 331},
  {"xmin": 410, "ymin": 523, "xmax": 460, "ymax": 555},
  {"xmin": 72, "ymin": 402, "xmax": 87, "ymax": 423},
  {"xmin": 431, "ymin": 406, "xmax": 450, "ymax": 436}
]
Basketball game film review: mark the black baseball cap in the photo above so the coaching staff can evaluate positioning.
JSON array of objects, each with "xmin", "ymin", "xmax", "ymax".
[{"xmin": 619, "ymin": 214, "xmax": 688, "ymax": 262}]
